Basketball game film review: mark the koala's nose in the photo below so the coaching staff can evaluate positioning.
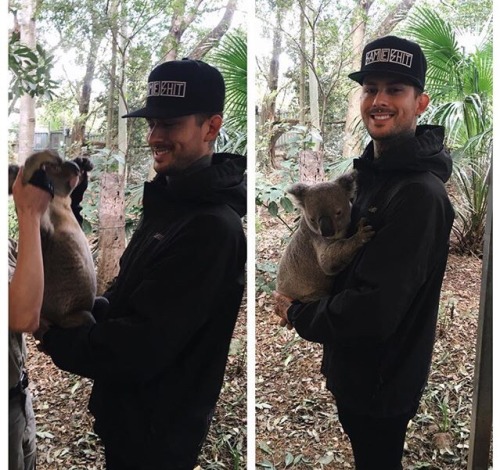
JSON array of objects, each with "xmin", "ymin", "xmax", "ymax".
[{"xmin": 319, "ymin": 216, "xmax": 335, "ymax": 237}]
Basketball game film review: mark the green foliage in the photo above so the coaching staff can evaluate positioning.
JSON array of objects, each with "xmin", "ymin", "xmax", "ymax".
[
  {"xmin": 8, "ymin": 200, "xmax": 19, "ymax": 240},
  {"xmin": 255, "ymin": 161, "xmax": 298, "ymax": 230},
  {"xmin": 8, "ymin": 31, "xmax": 58, "ymax": 107},
  {"xmin": 209, "ymin": 30, "xmax": 248, "ymax": 155},
  {"xmin": 403, "ymin": 7, "xmax": 492, "ymax": 254}
]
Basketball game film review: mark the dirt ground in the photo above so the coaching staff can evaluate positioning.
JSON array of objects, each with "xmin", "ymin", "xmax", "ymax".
[
  {"xmin": 255, "ymin": 207, "xmax": 489, "ymax": 470},
  {"xmin": 25, "ymin": 298, "xmax": 247, "ymax": 470},
  {"xmin": 20, "ymin": 210, "xmax": 489, "ymax": 470}
]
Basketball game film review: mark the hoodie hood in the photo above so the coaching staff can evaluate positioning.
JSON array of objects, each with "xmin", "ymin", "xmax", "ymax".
[
  {"xmin": 354, "ymin": 125, "xmax": 453, "ymax": 183},
  {"xmin": 145, "ymin": 153, "xmax": 247, "ymax": 217}
]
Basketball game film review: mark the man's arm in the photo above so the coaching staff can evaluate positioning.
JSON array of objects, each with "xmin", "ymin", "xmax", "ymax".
[
  {"xmin": 42, "ymin": 212, "xmax": 245, "ymax": 383},
  {"xmin": 286, "ymin": 182, "xmax": 453, "ymax": 347}
]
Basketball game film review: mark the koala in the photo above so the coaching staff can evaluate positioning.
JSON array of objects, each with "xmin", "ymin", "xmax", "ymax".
[
  {"xmin": 9, "ymin": 150, "xmax": 97, "ymax": 328},
  {"xmin": 276, "ymin": 171, "xmax": 375, "ymax": 303}
]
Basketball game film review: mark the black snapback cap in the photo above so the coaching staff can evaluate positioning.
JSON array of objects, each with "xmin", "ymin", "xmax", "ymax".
[
  {"xmin": 123, "ymin": 58, "xmax": 225, "ymax": 119},
  {"xmin": 348, "ymin": 36, "xmax": 427, "ymax": 90}
]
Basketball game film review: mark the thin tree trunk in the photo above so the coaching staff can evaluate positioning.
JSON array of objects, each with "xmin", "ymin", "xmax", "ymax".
[
  {"xmin": 189, "ymin": 0, "xmax": 237, "ymax": 59},
  {"xmin": 376, "ymin": 0, "xmax": 417, "ymax": 38},
  {"xmin": 71, "ymin": 16, "xmax": 104, "ymax": 156},
  {"xmin": 117, "ymin": 5, "xmax": 128, "ymax": 176},
  {"xmin": 106, "ymin": 0, "xmax": 119, "ymax": 149},
  {"xmin": 299, "ymin": 12, "xmax": 306, "ymax": 125},
  {"xmin": 18, "ymin": 0, "xmax": 37, "ymax": 163},
  {"xmin": 163, "ymin": 0, "xmax": 204, "ymax": 62},
  {"xmin": 342, "ymin": 0, "xmax": 373, "ymax": 159}
]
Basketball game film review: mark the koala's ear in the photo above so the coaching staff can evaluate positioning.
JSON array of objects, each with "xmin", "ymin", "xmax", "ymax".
[
  {"xmin": 335, "ymin": 170, "xmax": 357, "ymax": 199},
  {"xmin": 8, "ymin": 165, "xmax": 20, "ymax": 195},
  {"xmin": 72, "ymin": 156, "xmax": 94, "ymax": 172},
  {"xmin": 287, "ymin": 183, "xmax": 308, "ymax": 207}
]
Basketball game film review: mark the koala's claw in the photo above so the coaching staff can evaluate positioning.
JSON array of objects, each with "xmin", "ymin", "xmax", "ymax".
[{"xmin": 356, "ymin": 218, "xmax": 375, "ymax": 243}]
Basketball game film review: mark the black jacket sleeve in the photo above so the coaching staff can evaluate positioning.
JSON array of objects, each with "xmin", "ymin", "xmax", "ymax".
[
  {"xmin": 43, "ymin": 211, "xmax": 245, "ymax": 383},
  {"xmin": 287, "ymin": 180, "xmax": 452, "ymax": 347}
]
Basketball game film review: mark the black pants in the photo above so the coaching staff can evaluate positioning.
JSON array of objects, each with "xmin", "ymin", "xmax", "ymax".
[
  {"xmin": 337, "ymin": 405, "xmax": 413, "ymax": 470},
  {"xmin": 104, "ymin": 443, "xmax": 197, "ymax": 470}
]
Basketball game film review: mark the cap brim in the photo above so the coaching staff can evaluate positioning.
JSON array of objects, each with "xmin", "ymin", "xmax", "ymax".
[
  {"xmin": 348, "ymin": 70, "xmax": 424, "ymax": 90},
  {"xmin": 122, "ymin": 107, "xmax": 195, "ymax": 119},
  {"xmin": 122, "ymin": 107, "xmax": 223, "ymax": 119}
]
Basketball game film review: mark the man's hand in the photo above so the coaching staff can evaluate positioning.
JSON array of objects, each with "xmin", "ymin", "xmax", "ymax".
[
  {"xmin": 12, "ymin": 167, "xmax": 52, "ymax": 217},
  {"xmin": 273, "ymin": 291, "xmax": 294, "ymax": 330}
]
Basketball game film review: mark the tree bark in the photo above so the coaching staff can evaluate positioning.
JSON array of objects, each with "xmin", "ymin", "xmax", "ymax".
[
  {"xmin": 342, "ymin": 0, "xmax": 374, "ymax": 159},
  {"xmin": 163, "ymin": 0, "xmax": 204, "ymax": 62},
  {"xmin": 376, "ymin": 0, "xmax": 417, "ymax": 39},
  {"xmin": 70, "ymin": 11, "xmax": 105, "ymax": 156},
  {"xmin": 299, "ymin": 150, "xmax": 324, "ymax": 183},
  {"xmin": 17, "ymin": 0, "xmax": 37, "ymax": 163},
  {"xmin": 96, "ymin": 173, "xmax": 126, "ymax": 295},
  {"xmin": 189, "ymin": 0, "xmax": 237, "ymax": 59},
  {"xmin": 299, "ymin": 11, "xmax": 306, "ymax": 125},
  {"xmin": 106, "ymin": 0, "xmax": 119, "ymax": 149}
]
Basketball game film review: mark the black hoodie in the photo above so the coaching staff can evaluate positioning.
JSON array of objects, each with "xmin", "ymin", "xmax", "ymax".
[
  {"xmin": 44, "ymin": 153, "xmax": 247, "ymax": 467},
  {"xmin": 288, "ymin": 126, "xmax": 454, "ymax": 418}
]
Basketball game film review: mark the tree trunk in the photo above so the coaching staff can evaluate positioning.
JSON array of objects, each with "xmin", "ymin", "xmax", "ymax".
[
  {"xmin": 342, "ymin": 0, "xmax": 374, "ymax": 159},
  {"xmin": 299, "ymin": 150, "xmax": 324, "ymax": 183},
  {"xmin": 299, "ymin": 12, "xmax": 306, "ymax": 125},
  {"xmin": 106, "ymin": 0, "xmax": 119, "ymax": 149},
  {"xmin": 308, "ymin": 68, "xmax": 320, "ymax": 152},
  {"xmin": 17, "ymin": 0, "xmax": 37, "ymax": 163},
  {"xmin": 163, "ymin": 0, "xmax": 204, "ymax": 62},
  {"xmin": 189, "ymin": 0, "xmax": 237, "ymax": 59},
  {"xmin": 261, "ymin": 6, "xmax": 283, "ymax": 168},
  {"xmin": 70, "ymin": 14, "xmax": 104, "ymax": 156},
  {"xmin": 376, "ymin": 0, "xmax": 417, "ymax": 38},
  {"xmin": 117, "ymin": 4, "xmax": 128, "ymax": 176},
  {"xmin": 97, "ymin": 1, "xmax": 127, "ymax": 294},
  {"xmin": 96, "ymin": 173, "xmax": 126, "ymax": 294}
]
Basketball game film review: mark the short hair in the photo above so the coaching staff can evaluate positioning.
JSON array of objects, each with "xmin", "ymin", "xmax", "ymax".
[{"xmin": 194, "ymin": 112, "xmax": 223, "ymax": 126}]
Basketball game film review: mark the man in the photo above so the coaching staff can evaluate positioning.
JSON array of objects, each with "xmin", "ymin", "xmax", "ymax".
[
  {"xmin": 274, "ymin": 36, "xmax": 454, "ymax": 469},
  {"xmin": 9, "ymin": 168, "xmax": 52, "ymax": 470},
  {"xmin": 40, "ymin": 59, "xmax": 247, "ymax": 469}
]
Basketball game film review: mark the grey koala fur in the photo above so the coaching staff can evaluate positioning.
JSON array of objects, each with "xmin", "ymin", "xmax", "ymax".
[
  {"xmin": 9, "ymin": 150, "xmax": 96, "ymax": 328},
  {"xmin": 276, "ymin": 171, "xmax": 374, "ymax": 303}
]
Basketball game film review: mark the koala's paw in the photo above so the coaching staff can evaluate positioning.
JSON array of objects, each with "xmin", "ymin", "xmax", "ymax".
[{"xmin": 356, "ymin": 218, "xmax": 375, "ymax": 243}]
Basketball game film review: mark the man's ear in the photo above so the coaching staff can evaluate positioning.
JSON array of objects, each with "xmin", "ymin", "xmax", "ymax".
[
  {"xmin": 204, "ymin": 114, "xmax": 223, "ymax": 142},
  {"xmin": 416, "ymin": 92, "xmax": 430, "ymax": 116}
]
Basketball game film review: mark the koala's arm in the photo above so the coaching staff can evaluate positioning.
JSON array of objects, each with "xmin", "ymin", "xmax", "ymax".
[
  {"xmin": 316, "ymin": 219, "xmax": 375, "ymax": 276},
  {"xmin": 287, "ymin": 182, "xmax": 453, "ymax": 346}
]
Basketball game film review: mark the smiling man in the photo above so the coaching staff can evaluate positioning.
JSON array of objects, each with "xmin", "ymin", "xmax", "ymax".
[
  {"xmin": 40, "ymin": 59, "xmax": 247, "ymax": 469},
  {"xmin": 274, "ymin": 36, "xmax": 455, "ymax": 469}
]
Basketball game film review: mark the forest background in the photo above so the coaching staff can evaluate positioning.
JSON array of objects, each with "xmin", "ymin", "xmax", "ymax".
[
  {"xmin": 255, "ymin": 0, "xmax": 492, "ymax": 469},
  {"xmin": 5, "ymin": 0, "xmax": 494, "ymax": 468}
]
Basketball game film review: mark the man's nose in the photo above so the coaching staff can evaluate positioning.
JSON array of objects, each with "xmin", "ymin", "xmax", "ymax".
[
  {"xmin": 372, "ymin": 90, "xmax": 388, "ymax": 107},
  {"xmin": 147, "ymin": 123, "xmax": 163, "ymax": 142}
]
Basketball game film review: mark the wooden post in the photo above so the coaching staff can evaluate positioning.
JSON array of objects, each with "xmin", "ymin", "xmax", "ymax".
[
  {"xmin": 467, "ymin": 176, "xmax": 492, "ymax": 470},
  {"xmin": 96, "ymin": 172, "xmax": 126, "ymax": 294}
]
